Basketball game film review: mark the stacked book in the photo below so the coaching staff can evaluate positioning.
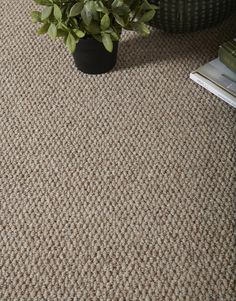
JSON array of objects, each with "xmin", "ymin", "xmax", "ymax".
[{"xmin": 190, "ymin": 39, "xmax": 236, "ymax": 108}]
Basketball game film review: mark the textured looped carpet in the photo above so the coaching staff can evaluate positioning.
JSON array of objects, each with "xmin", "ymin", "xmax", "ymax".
[{"xmin": 0, "ymin": 1, "xmax": 236, "ymax": 300}]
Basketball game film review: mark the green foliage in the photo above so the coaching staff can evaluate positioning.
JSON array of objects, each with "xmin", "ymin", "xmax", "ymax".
[{"xmin": 31, "ymin": 0, "xmax": 157, "ymax": 53}]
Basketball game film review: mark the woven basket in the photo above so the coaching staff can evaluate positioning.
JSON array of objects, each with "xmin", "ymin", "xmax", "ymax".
[{"xmin": 151, "ymin": 0, "xmax": 236, "ymax": 33}]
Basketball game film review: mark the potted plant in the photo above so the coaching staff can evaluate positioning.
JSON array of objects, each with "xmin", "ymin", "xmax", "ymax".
[{"xmin": 31, "ymin": 0, "xmax": 157, "ymax": 74}]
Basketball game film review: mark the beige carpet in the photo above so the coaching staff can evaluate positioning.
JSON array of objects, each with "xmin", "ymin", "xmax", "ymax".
[{"xmin": 0, "ymin": 1, "xmax": 236, "ymax": 300}]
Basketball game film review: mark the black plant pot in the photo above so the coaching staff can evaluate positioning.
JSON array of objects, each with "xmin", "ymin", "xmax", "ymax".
[{"xmin": 73, "ymin": 37, "xmax": 118, "ymax": 74}]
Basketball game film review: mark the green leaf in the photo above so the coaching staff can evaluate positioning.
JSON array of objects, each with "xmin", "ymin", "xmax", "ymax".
[
  {"xmin": 102, "ymin": 33, "xmax": 113, "ymax": 52},
  {"xmin": 139, "ymin": 10, "xmax": 156, "ymax": 22},
  {"xmin": 33, "ymin": 0, "xmax": 52, "ymax": 6},
  {"xmin": 41, "ymin": 6, "xmax": 53, "ymax": 21},
  {"xmin": 64, "ymin": 35, "xmax": 67, "ymax": 44},
  {"xmin": 58, "ymin": 23, "xmax": 69, "ymax": 31},
  {"xmin": 141, "ymin": 0, "xmax": 157, "ymax": 10},
  {"xmin": 112, "ymin": 0, "xmax": 129, "ymax": 16},
  {"xmin": 95, "ymin": 1, "xmax": 109, "ymax": 14},
  {"xmin": 48, "ymin": 23, "xmax": 57, "ymax": 39},
  {"xmin": 73, "ymin": 29, "xmax": 85, "ymax": 38},
  {"xmin": 69, "ymin": 2, "xmax": 83, "ymax": 17},
  {"xmin": 101, "ymin": 14, "xmax": 110, "ymax": 31},
  {"xmin": 37, "ymin": 23, "xmax": 50, "ymax": 35},
  {"xmin": 112, "ymin": 0, "xmax": 123, "ymax": 8},
  {"xmin": 54, "ymin": 4, "xmax": 62, "ymax": 21},
  {"xmin": 81, "ymin": 1, "xmax": 96, "ymax": 26},
  {"xmin": 71, "ymin": 18, "xmax": 78, "ymax": 27},
  {"xmin": 57, "ymin": 29, "xmax": 67, "ymax": 37},
  {"xmin": 109, "ymin": 29, "xmax": 119, "ymax": 40},
  {"xmin": 86, "ymin": 22, "xmax": 101, "ymax": 34},
  {"xmin": 81, "ymin": 8, "xmax": 92, "ymax": 26},
  {"xmin": 104, "ymin": 27, "xmax": 120, "ymax": 40},
  {"xmin": 66, "ymin": 33, "xmax": 76, "ymax": 53},
  {"xmin": 114, "ymin": 14, "xmax": 125, "ymax": 27},
  {"xmin": 31, "ymin": 11, "xmax": 41, "ymax": 23},
  {"xmin": 132, "ymin": 22, "xmax": 150, "ymax": 36}
]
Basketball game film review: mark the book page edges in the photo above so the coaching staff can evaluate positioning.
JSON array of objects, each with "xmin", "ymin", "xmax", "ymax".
[{"xmin": 190, "ymin": 72, "xmax": 236, "ymax": 108}]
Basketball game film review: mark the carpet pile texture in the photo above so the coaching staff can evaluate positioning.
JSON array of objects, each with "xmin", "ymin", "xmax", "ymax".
[{"xmin": 0, "ymin": 1, "xmax": 235, "ymax": 300}]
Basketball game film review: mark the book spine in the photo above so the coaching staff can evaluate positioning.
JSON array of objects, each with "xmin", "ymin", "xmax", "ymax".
[{"xmin": 219, "ymin": 44, "xmax": 236, "ymax": 73}]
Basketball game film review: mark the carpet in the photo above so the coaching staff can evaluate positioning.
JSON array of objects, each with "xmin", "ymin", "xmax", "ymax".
[{"xmin": 0, "ymin": 1, "xmax": 235, "ymax": 300}]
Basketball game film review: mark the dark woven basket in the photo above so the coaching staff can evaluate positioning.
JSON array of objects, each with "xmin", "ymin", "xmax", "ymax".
[{"xmin": 151, "ymin": 0, "xmax": 236, "ymax": 33}]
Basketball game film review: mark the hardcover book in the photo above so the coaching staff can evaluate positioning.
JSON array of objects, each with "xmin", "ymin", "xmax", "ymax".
[{"xmin": 190, "ymin": 58, "xmax": 236, "ymax": 108}]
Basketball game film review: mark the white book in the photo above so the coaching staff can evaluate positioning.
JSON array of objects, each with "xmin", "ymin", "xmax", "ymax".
[{"xmin": 190, "ymin": 58, "xmax": 236, "ymax": 108}]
